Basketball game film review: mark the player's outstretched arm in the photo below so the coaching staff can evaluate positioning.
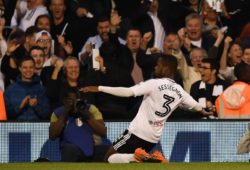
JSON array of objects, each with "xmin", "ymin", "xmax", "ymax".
[
  {"xmin": 80, "ymin": 86, "xmax": 99, "ymax": 93},
  {"xmin": 80, "ymin": 86, "xmax": 134, "ymax": 97}
]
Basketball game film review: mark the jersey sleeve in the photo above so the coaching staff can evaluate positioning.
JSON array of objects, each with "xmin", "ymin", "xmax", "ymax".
[
  {"xmin": 179, "ymin": 89, "xmax": 203, "ymax": 112},
  {"xmin": 130, "ymin": 79, "xmax": 155, "ymax": 97}
]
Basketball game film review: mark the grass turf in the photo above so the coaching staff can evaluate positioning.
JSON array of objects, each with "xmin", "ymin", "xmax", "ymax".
[{"xmin": 0, "ymin": 162, "xmax": 250, "ymax": 170}]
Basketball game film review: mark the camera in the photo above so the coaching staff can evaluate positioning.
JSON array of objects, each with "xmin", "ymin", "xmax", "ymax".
[
  {"xmin": 74, "ymin": 98, "xmax": 88, "ymax": 114},
  {"xmin": 72, "ymin": 93, "xmax": 90, "ymax": 120}
]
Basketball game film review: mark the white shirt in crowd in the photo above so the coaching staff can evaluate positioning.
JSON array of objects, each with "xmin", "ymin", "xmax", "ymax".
[
  {"xmin": 11, "ymin": 5, "xmax": 49, "ymax": 31},
  {"xmin": 148, "ymin": 11, "xmax": 165, "ymax": 51}
]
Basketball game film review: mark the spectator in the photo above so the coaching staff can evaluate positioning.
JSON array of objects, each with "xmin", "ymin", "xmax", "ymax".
[
  {"xmin": 49, "ymin": 92, "xmax": 107, "ymax": 162},
  {"xmin": 173, "ymin": 29, "xmax": 224, "ymax": 92},
  {"xmin": 219, "ymin": 36, "xmax": 242, "ymax": 83},
  {"xmin": 11, "ymin": 0, "xmax": 49, "ymax": 31},
  {"xmin": 78, "ymin": 16, "xmax": 124, "ymax": 66},
  {"xmin": 49, "ymin": 0, "xmax": 71, "ymax": 59},
  {"xmin": 178, "ymin": 13, "xmax": 216, "ymax": 64},
  {"xmin": 65, "ymin": 0, "xmax": 96, "ymax": 57},
  {"xmin": 190, "ymin": 58, "xmax": 230, "ymax": 118},
  {"xmin": 215, "ymin": 61, "xmax": 250, "ymax": 118},
  {"xmin": 35, "ymin": 15, "xmax": 73, "ymax": 60},
  {"xmin": 241, "ymin": 44, "xmax": 250, "ymax": 65},
  {"xmin": 1, "ymin": 26, "xmax": 38, "ymax": 87},
  {"xmin": 35, "ymin": 14, "xmax": 52, "ymax": 32},
  {"xmin": 49, "ymin": 0, "xmax": 68, "ymax": 39},
  {"xmin": 29, "ymin": 46, "xmax": 46, "ymax": 76},
  {"xmin": 202, "ymin": 4, "xmax": 224, "ymax": 34},
  {"xmin": 35, "ymin": 29, "xmax": 63, "ymax": 67},
  {"xmin": 4, "ymin": 57, "xmax": 50, "ymax": 120},
  {"xmin": 133, "ymin": 0, "xmax": 167, "ymax": 51},
  {"xmin": 116, "ymin": 28, "xmax": 157, "ymax": 85},
  {"xmin": 161, "ymin": 32, "xmax": 183, "ymax": 85},
  {"xmin": 44, "ymin": 57, "xmax": 86, "ymax": 110},
  {"xmin": 173, "ymin": 47, "xmax": 206, "ymax": 93}
]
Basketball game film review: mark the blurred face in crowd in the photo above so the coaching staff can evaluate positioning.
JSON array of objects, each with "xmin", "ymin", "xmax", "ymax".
[
  {"xmin": 126, "ymin": 29, "xmax": 141, "ymax": 53},
  {"xmin": 36, "ymin": 16, "xmax": 51, "ymax": 32},
  {"xmin": 190, "ymin": 48, "xmax": 204, "ymax": 69},
  {"xmin": 64, "ymin": 58, "xmax": 80, "ymax": 82},
  {"xmin": 163, "ymin": 33, "xmax": 180, "ymax": 55},
  {"xmin": 97, "ymin": 20, "xmax": 110, "ymax": 42},
  {"xmin": 19, "ymin": 59, "xmax": 35, "ymax": 82},
  {"xmin": 186, "ymin": 18, "xmax": 202, "ymax": 41},
  {"xmin": 200, "ymin": 62, "xmax": 216, "ymax": 84},
  {"xmin": 50, "ymin": 0, "xmax": 66, "ymax": 20},
  {"xmin": 36, "ymin": 33, "xmax": 52, "ymax": 57},
  {"xmin": 242, "ymin": 48, "xmax": 250, "ymax": 65},
  {"xmin": 30, "ymin": 49, "xmax": 45, "ymax": 70},
  {"xmin": 228, "ymin": 44, "xmax": 242, "ymax": 65},
  {"xmin": 149, "ymin": 0, "xmax": 159, "ymax": 13}
]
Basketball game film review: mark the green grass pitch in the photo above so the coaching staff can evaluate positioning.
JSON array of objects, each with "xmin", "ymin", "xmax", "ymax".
[{"xmin": 0, "ymin": 162, "xmax": 250, "ymax": 170}]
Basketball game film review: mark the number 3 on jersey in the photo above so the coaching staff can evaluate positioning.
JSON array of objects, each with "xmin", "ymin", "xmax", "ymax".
[{"xmin": 155, "ymin": 94, "xmax": 175, "ymax": 117}]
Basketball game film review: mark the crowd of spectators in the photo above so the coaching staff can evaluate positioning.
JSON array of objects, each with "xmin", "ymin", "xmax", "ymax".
[
  {"xmin": 0, "ymin": 0, "xmax": 249, "ymax": 121},
  {"xmin": 0, "ymin": 0, "xmax": 249, "ymax": 163}
]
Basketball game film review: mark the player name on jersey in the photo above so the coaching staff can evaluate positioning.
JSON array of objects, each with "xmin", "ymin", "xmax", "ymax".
[{"xmin": 158, "ymin": 83, "xmax": 182, "ymax": 99}]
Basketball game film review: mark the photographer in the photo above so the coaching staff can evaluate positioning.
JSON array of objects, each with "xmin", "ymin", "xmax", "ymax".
[{"xmin": 49, "ymin": 92, "xmax": 107, "ymax": 162}]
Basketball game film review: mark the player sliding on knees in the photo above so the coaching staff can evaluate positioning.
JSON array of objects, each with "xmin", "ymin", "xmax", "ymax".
[{"xmin": 80, "ymin": 54, "xmax": 213, "ymax": 163}]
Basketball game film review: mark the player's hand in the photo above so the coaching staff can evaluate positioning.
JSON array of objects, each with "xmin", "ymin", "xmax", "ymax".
[
  {"xmin": 80, "ymin": 86, "xmax": 99, "ymax": 93},
  {"xmin": 201, "ymin": 108, "xmax": 214, "ymax": 117}
]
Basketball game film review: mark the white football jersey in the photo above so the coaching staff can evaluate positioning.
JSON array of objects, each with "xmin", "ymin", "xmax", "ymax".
[{"xmin": 128, "ymin": 78, "xmax": 202, "ymax": 143}]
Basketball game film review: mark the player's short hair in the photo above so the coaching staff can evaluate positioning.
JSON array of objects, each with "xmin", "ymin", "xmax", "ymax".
[{"xmin": 160, "ymin": 54, "xmax": 178, "ymax": 74}]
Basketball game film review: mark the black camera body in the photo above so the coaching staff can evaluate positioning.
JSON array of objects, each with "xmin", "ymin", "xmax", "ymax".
[{"xmin": 72, "ymin": 96, "xmax": 90, "ymax": 120}]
